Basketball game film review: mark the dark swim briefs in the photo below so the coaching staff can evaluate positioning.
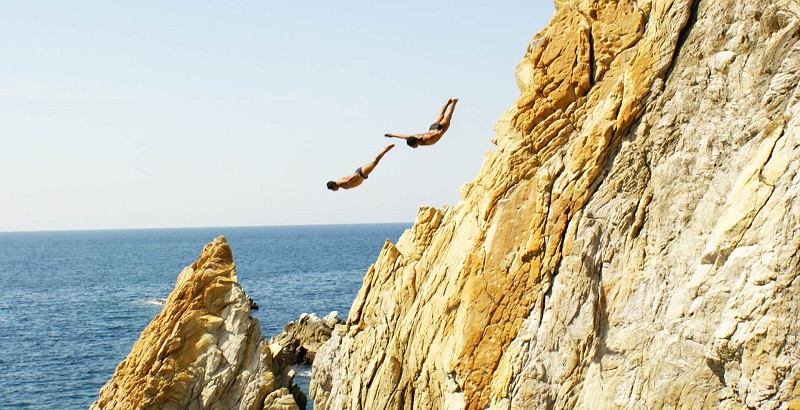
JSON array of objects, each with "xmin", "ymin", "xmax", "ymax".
[
  {"xmin": 356, "ymin": 167, "xmax": 367, "ymax": 179},
  {"xmin": 429, "ymin": 123, "xmax": 444, "ymax": 131}
]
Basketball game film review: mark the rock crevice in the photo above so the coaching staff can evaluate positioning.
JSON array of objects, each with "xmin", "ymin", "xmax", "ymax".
[
  {"xmin": 91, "ymin": 236, "xmax": 304, "ymax": 410},
  {"xmin": 311, "ymin": 0, "xmax": 800, "ymax": 409}
]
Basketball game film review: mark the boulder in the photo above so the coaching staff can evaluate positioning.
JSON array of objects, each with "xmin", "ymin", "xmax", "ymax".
[
  {"xmin": 91, "ymin": 236, "xmax": 305, "ymax": 410},
  {"xmin": 270, "ymin": 312, "xmax": 343, "ymax": 366}
]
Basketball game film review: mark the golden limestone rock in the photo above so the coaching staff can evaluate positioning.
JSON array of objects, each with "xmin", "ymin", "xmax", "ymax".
[
  {"xmin": 91, "ymin": 237, "xmax": 304, "ymax": 410},
  {"xmin": 312, "ymin": 0, "xmax": 800, "ymax": 409}
]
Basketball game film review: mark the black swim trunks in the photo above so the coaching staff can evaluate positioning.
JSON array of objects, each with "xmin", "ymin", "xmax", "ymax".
[
  {"xmin": 356, "ymin": 167, "xmax": 367, "ymax": 179},
  {"xmin": 429, "ymin": 123, "xmax": 443, "ymax": 131}
]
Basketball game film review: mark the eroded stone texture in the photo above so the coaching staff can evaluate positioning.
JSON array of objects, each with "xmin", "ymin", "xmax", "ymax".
[
  {"xmin": 270, "ymin": 312, "xmax": 343, "ymax": 366},
  {"xmin": 312, "ymin": 0, "xmax": 800, "ymax": 409},
  {"xmin": 91, "ymin": 237, "xmax": 304, "ymax": 410}
]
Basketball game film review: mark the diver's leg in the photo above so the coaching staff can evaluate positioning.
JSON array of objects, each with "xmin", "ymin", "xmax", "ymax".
[
  {"xmin": 439, "ymin": 98, "xmax": 458, "ymax": 130},
  {"xmin": 434, "ymin": 99, "xmax": 453, "ymax": 124},
  {"xmin": 361, "ymin": 144, "xmax": 395, "ymax": 175}
]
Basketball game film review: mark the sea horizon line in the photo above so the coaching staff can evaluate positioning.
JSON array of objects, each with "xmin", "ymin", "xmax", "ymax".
[{"xmin": 0, "ymin": 221, "xmax": 414, "ymax": 235}]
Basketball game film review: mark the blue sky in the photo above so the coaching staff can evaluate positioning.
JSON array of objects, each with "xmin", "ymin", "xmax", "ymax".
[{"xmin": 0, "ymin": 1, "xmax": 555, "ymax": 231}]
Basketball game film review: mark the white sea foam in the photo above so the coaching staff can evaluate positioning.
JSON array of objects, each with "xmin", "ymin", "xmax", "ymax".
[{"xmin": 293, "ymin": 365, "xmax": 312, "ymax": 378}]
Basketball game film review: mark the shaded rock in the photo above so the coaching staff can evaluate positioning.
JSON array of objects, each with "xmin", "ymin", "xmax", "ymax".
[
  {"xmin": 91, "ymin": 236, "xmax": 305, "ymax": 410},
  {"xmin": 308, "ymin": 324, "xmax": 343, "ymax": 410},
  {"xmin": 270, "ymin": 312, "xmax": 343, "ymax": 366},
  {"xmin": 248, "ymin": 296, "xmax": 259, "ymax": 311},
  {"xmin": 312, "ymin": 1, "xmax": 800, "ymax": 409}
]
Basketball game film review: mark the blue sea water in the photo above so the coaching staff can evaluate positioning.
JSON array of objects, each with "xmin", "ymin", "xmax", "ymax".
[{"xmin": 0, "ymin": 223, "xmax": 409, "ymax": 409}]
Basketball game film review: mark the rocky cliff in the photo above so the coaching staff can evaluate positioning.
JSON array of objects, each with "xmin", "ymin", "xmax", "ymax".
[
  {"xmin": 91, "ymin": 237, "xmax": 304, "ymax": 410},
  {"xmin": 311, "ymin": 0, "xmax": 800, "ymax": 409},
  {"xmin": 270, "ymin": 312, "xmax": 343, "ymax": 366}
]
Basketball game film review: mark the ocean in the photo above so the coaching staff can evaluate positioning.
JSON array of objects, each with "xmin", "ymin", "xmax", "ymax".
[{"xmin": 0, "ymin": 223, "xmax": 409, "ymax": 409}]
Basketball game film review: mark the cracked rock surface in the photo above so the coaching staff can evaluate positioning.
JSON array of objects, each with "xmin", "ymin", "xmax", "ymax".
[
  {"xmin": 311, "ymin": 1, "xmax": 800, "ymax": 409},
  {"xmin": 91, "ymin": 237, "xmax": 304, "ymax": 410}
]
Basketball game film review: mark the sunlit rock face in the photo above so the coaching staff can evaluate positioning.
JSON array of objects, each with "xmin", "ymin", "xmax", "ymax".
[
  {"xmin": 311, "ymin": 0, "xmax": 800, "ymax": 409},
  {"xmin": 91, "ymin": 237, "xmax": 304, "ymax": 410}
]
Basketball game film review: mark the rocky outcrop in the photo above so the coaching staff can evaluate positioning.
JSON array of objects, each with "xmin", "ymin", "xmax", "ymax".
[
  {"xmin": 312, "ymin": 0, "xmax": 800, "ymax": 409},
  {"xmin": 91, "ymin": 237, "xmax": 305, "ymax": 410},
  {"xmin": 270, "ymin": 312, "xmax": 343, "ymax": 366}
]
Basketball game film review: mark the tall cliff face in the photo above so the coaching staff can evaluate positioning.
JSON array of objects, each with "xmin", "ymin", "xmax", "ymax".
[
  {"xmin": 311, "ymin": 0, "xmax": 800, "ymax": 409},
  {"xmin": 91, "ymin": 237, "xmax": 304, "ymax": 410}
]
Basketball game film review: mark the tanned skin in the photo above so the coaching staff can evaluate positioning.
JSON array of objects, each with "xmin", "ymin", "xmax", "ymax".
[
  {"xmin": 385, "ymin": 98, "xmax": 458, "ymax": 148},
  {"xmin": 327, "ymin": 144, "xmax": 395, "ymax": 191}
]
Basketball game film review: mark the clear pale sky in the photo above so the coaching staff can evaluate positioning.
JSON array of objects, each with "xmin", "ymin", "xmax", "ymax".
[{"xmin": 1, "ymin": 1, "xmax": 555, "ymax": 232}]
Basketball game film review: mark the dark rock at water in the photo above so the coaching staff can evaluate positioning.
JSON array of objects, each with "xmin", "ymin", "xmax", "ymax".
[
  {"xmin": 270, "ymin": 312, "xmax": 343, "ymax": 366},
  {"xmin": 248, "ymin": 296, "xmax": 259, "ymax": 311}
]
